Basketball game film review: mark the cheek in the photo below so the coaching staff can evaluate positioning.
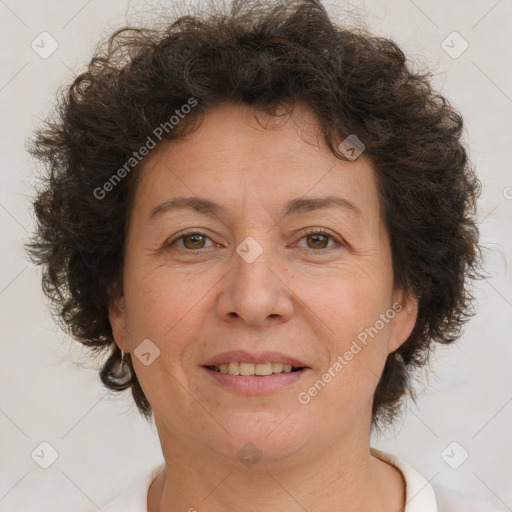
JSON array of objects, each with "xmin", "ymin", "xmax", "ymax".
[
  {"xmin": 122, "ymin": 261, "xmax": 199, "ymax": 340},
  {"xmin": 301, "ymin": 261, "xmax": 393, "ymax": 341},
  {"xmin": 297, "ymin": 261, "xmax": 393, "ymax": 393}
]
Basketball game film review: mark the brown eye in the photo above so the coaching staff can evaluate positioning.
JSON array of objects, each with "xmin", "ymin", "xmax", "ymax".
[
  {"xmin": 181, "ymin": 233, "xmax": 207, "ymax": 250},
  {"xmin": 305, "ymin": 233, "xmax": 330, "ymax": 249},
  {"xmin": 166, "ymin": 231, "xmax": 215, "ymax": 252},
  {"xmin": 296, "ymin": 228, "xmax": 342, "ymax": 251}
]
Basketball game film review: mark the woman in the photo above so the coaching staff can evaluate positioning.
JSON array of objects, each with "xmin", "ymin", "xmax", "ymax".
[{"xmin": 26, "ymin": 0, "xmax": 491, "ymax": 510}]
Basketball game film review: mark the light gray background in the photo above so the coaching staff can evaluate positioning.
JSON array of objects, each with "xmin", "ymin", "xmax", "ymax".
[{"xmin": 1, "ymin": 0, "xmax": 511, "ymax": 510}]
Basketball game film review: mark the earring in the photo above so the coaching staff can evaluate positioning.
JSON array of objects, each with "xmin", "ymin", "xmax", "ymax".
[{"xmin": 116, "ymin": 349, "xmax": 133, "ymax": 385}]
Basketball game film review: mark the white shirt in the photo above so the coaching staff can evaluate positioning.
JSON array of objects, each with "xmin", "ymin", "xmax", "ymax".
[{"xmin": 99, "ymin": 448, "xmax": 506, "ymax": 511}]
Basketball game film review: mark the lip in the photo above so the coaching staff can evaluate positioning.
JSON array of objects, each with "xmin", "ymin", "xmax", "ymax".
[
  {"xmin": 202, "ymin": 350, "xmax": 310, "ymax": 368},
  {"xmin": 202, "ymin": 366, "xmax": 311, "ymax": 395}
]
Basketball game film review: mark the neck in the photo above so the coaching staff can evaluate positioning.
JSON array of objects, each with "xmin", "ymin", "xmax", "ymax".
[{"xmin": 148, "ymin": 419, "xmax": 405, "ymax": 512}]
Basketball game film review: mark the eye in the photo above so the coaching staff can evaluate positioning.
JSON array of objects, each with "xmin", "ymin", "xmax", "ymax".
[
  {"xmin": 295, "ymin": 228, "xmax": 342, "ymax": 251},
  {"xmin": 166, "ymin": 230, "xmax": 216, "ymax": 252},
  {"xmin": 166, "ymin": 228, "xmax": 344, "ymax": 254}
]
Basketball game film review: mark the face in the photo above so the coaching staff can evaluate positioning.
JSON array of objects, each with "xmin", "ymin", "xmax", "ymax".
[{"xmin": 110, "ymin": 102, "xmax": 418, "ymax": 465}]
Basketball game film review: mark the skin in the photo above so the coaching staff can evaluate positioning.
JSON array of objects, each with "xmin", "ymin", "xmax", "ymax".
[{"xmin": 110, "ymin": 102, "xmax": 418, "ymax": 512}]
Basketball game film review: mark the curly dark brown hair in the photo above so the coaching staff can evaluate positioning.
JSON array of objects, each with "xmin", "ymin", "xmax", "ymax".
[{"xmin": 26, "ymin": 0, "xmax": 483, "ymax": 430}]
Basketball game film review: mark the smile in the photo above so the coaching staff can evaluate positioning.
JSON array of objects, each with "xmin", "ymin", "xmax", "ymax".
[
  {"xmin": 202, "ymin": 364, "xmax": 310, "ymax": 395},
  {"xmin": 205, "ymin": 362, "xmax": 305, "ymax": 376}
]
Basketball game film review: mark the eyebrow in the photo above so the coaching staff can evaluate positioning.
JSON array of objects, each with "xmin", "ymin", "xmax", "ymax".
[{"xmin": 149, "ymin": 195, "xmax": 363, "ymax": 221}]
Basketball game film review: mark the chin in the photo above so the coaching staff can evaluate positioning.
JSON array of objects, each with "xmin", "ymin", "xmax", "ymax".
[{"xmin": 210, "ymin": 409, "xmax": 313, "ymax": 461}]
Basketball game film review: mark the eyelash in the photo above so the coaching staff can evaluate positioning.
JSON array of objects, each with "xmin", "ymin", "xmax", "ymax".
[{"xmin": 166, "ymin": 228, "xmax": 344, "ymax": 254}]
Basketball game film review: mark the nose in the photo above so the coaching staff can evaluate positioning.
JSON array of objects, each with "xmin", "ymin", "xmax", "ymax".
[{"xmin": 215, "ymin": 236, "xmax": 294, "ymax": 327}]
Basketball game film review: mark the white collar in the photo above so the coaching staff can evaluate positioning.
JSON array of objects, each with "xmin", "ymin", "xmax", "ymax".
[{"xmin": 371, "ymin": 447, "xmax": 438, "ymax": 511}]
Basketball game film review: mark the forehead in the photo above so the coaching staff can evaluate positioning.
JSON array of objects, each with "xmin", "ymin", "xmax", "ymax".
[{"xmin": 131, "ymin": 102, "xmax": 381, "ymax": 225}]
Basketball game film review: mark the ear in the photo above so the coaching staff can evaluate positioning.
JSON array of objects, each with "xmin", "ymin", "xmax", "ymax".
[
  {"xmin": 109, "ymin": 296, "xmax": 130, "ymax": 352},
  {"xmin": 387, "ymin": 289, "xmax": 419, "ymax": 353}
]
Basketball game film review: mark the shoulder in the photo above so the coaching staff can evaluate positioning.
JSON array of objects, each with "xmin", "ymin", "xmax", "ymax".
[
  {"xmin": 433, "ymin": 485, "xmax": 509, "ymax": 512},
  {"xmin": 371, "ymin": 448, "xmax": 507, "ymax": 512}
]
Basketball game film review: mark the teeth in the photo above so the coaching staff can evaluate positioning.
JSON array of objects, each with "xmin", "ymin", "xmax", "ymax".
[
  {"xmin": 240, "ymin": 362, "xmax": 255, "ymax": 376},
  {"xmin": 211, "ymin": 362, "xmax": 297, "ymax": 376},
  {"xmin": 272, "ymin": 363, "xmax": 284, "ymax": 373}
]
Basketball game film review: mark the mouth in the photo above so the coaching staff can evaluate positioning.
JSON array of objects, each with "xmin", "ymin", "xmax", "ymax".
[
  {"xmin": 201, "ymin": 361, "xmax": 311, "ymax": 395},
  {"xmin": 200, "ymin": 350, "xmax": 311, "ymax": 394},
  {"xmin": 203, "ymin": 362, "xmax": 307, "ymax": 376}
]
